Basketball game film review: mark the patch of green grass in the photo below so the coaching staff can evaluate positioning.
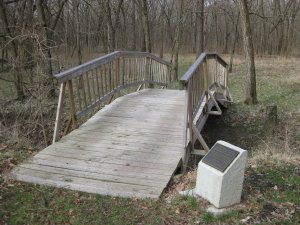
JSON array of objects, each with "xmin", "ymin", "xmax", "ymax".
[
  {"xmin": 229, "ymin": 56, "xmax": 300, "ymax": 117},
  {"xmin": 216, "ymin": 210, "xmax": 241, "ymax": 222},
  {"xmin": 254, "ymin": 166, "xmax": 300, "ymax": 206},
  {"xmin": 201, "ymin": 212, "xmax": 215, "ymax": 223},
  {"xmin": 186, "ymin": 196, "xmax": 198, "ymax": 209}
]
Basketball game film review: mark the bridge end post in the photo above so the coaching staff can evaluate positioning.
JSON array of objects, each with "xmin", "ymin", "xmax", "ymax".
[{"xmin": 53, "ymin": 82, "xmax": 66, "ymax": 144}]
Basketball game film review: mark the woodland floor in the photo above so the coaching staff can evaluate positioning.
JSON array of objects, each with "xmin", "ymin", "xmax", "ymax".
[{"xmin": 1, "ymin": 54, "xmax": 300, "ymax": 225}]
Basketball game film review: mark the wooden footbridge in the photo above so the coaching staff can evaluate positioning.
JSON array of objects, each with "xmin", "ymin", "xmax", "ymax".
[{"xmin": 12, "ymin": 51, "xmax": 232, "ymax": 198}]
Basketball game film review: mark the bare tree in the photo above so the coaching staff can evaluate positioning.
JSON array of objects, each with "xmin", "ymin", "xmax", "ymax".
[
  {"xmin": 171, "ymin": 0, "xmax": 184, "ymax": 81},
  {"xmin": 140, "ymin": 0, "xmax": 151, "ymax": 52},
  {"xmin": 238, "ymin": 0, "xmax": 258, "ymax": 105},
  {"xmin": 196, "ymin": 0, "xmax": 205, "ymax": 56},
  {"xmin": 0, "ymin": 0, "xmax": 28, "ymax": 100}
]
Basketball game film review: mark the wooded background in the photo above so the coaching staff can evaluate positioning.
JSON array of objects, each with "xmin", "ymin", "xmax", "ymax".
[
  {"xmin": 1, "ymin": 0, "xmax": 300, "ymax": 100},
  {"xmin": 0, "ymin": 0, "xmax": 299, "ymax": 150}
]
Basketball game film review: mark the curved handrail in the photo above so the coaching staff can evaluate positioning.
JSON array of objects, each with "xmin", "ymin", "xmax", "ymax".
[
  {"xmin": 180, "ymin": 52, "xmax": 229, "ymax": 153},
  {"xmin": 180, "ymin": 53, "xmax": 207, "ymax": 83},
  {"xmin": 180, "ymin": 53, "xmax": 227, "ymax": 83},
  {"xmin": 54, "ymin": 51, "xmax": 171, "ymax": 83}
]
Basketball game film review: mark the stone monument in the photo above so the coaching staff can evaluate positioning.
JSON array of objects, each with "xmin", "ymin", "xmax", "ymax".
[{"xmin": 195, "ymin": 140, "xmax": 247, "ymax": 208}]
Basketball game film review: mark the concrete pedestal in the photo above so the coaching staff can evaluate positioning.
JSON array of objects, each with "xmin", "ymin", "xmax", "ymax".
[{"xmin": 195, "ymin": 141, "xmax": 247, "ymax": 208}]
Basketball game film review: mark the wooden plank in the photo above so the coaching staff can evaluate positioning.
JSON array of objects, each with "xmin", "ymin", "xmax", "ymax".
[
  {"xmin": 82, "ymin": 115, "xmax": 184, "ymax": 130},
  {"xmin": 22, "ymin": 160, "xmax": 171, "ymax": 182},
  {"xmin": 28, "ymin": 156, "xmax": 176, "ymax": 177},
  {"xmin": 43, "ymin": 141, "xmax": 181, "ymax": 160},
  {"xmin": 82, "ymin": 117, "xmax": 184, "ymax": 132},
  {"xmin": 69, "ymin": 127, "xmax": 183, "ymax": 139},
  {"xmin": 102, "ymin": 104, "xmax": 185, "ymax": 114},
  {"xmin": 37, "ymin": 151, "xmax": 179, "ymax": 169},
  {"xmin": 86, "ymin": 112, "xmax": 184, "ymax": 125},
  {"xmin": 91, "ymin": 69, "xmax": 97, "ymax": 102},
  {"xmin": 78, "ymin": 121, "xmax": 185, "ymax": 135},
  {"xmin": 76, "ymin": 77, "xmax": 83, "ymax": 111},
  {"xmin": 51, "ymin": 140, "xmax": 183, "ymax": 154},
  {"xmin": 61, "ymin": 132, "xmax": 184, "ymax": 148},
  {"xmin": 95, "ymin": 68, "xmax": 101, "ymax": 100},
  {"xmin": 85, "ymin": 72, "xmax": 92, "ymax": 104},
  {"xmin": 18, "ymin": 163, "xmax": 166, "ymax": 188},
  {"xmin": 42, "ymin": 142, "xmax": 182, "ymax": 157},
  {"xmin": 42, "ymin": 146, "xmax": 181, "ymax": 163},
  {"xmin": 79, "ymin": 76, "xmax": 88, "ymax": 109},
  {"xmin": 67, "ymin": 80, "xmax": 77, "ymax": 129},
  {"xmin": 12, "ymin": 167, "xmax": 162, "ymax": 198},
  {"xmin": 97, "ymin": 113, "xmax": 184, "ymax": 123}
]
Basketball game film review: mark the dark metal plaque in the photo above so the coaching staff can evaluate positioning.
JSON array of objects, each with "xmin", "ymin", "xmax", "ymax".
[{"xmin": 202, "ymin": 143, "xmax": 239, "ymax": 172}]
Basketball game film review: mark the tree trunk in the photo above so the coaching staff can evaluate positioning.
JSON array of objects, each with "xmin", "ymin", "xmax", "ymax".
[
  {"xmin": 159, "ymin": 0, "xmax": 166, "ymax": 58},
  {"xmin": 238, "ymin": 0, "xmax": 258, "ymax": 105},
  {"xmin": 229, "ymin": 13, "xmax": 239, "ymax": 73},
  {"xmin": 36, "ymin": 0, "xmax": 54, "ymax": 77},
  {"xmin": 260, "ymin": 0, "xmax": 266, "ymax": 55},
  {"xmin": 141, "ymin": 0, "xmax": 151, "ymax": 52},
  {"xmin": 106, "ymin": 1, "xmax": 114, "ymax": 53},
  {"xmin": 172, "ymin": 0, "xmax": 183, "ymax": 81},
  {"xmin": 196, "ymin": 0, "xmax": 204, "ymax": 57},
  {"xmin": 131, "ymin": 1, "xmax": 136, "ymax": 50},
  {"xmin": 75, "ymin": 1, "xmax": 82, "ymax": 64}
]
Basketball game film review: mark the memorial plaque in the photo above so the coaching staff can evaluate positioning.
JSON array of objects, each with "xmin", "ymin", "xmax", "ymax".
[{"xmin": 202, "ymin": 143, "xmax": 239, "ymax": 172}]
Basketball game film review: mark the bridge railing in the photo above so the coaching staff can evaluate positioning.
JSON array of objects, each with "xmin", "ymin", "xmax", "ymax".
[
  {"xmin": 53, "ymin": 51, "xmax": 172, "ymax": 143},
  {"xmin": 180, "ymin": 53, "xmax": 229, "ymax": 152}
]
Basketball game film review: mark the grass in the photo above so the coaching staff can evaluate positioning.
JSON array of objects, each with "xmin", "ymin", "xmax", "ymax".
[{"xmin": 1, "ymin": 54, "xmax": 300, "ymax": 224}]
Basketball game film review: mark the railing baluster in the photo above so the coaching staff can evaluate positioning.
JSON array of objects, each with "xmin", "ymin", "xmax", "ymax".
[
  {"xmin": 76, "ymin": 77, "xmax": 83, "ymax": 112},
  {"xmin": 80, "ymin": 76, "xmax": 87, "ymax": 109},
  {"xmin": 116, "ymin": 58, "xmax": 120, "ymax": 87},
  {"xmin": 104, "ymin": 64, "xmax": 110, "ymax": 93},
  {"xmin": 53, "ymin": 82, "xmax": 66, "ymax": 143},
  {"xmin": 100, "ymin": 66, "xmax": 105, "ymax": 96},
  {"xmin": 95, "ymin": 68, "xmax": 100, "ymax": 100},
  {"xmin": 85, "ymin": 72, "xmax": 92, "ymax": 104},
  {"xmin": 91, "ymin": 69, "xmax": 97, "ymax": 103},
  {"xmin": 134, "ymin": 58, "xmax": 137, "ymax": 83},
  {"xmin": 67, "ymin": 80, "xmax": 77, "ymax": 129}
]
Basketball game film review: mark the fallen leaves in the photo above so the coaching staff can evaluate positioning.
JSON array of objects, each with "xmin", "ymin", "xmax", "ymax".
[{"xmin": 240, "ymin": 216, "xmax": 251, "ymax": 224}]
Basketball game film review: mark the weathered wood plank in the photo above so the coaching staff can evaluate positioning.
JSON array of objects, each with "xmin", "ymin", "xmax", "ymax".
[
  {"xmin": 13, "ymin": 89, "xmax": 185, "ymax": 199},
  {"xmin": 51, "ymin": 140, "xmax": 183, "ymax": 154},
  {"xmin": 28, "ymin": 156, "xmax": 176, "ymax": 177},
  {"xmin": 23, "ymin": 160, "xmax": 171, "ymax": 182},
  {"xmin": 37, "ymin": 151, "xmax": 179, "ymax": 169},
  {"xmin": 18, "ymin": 163, "xmax": 166, "ymax": 188},
  {"xmin": 12, "ymin": 167, "xmax": 162, "ymax": 198},
  {"xmin": 42, "ymin": 144, "xmax": 182, "ymax": 159}
]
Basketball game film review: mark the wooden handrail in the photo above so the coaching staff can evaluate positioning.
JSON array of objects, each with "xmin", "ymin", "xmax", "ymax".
[
  {"xmin": 180, "ymin": 53, "xmax": 227, "ymax": 83},
  {"xmin": 180, "ymin": 52, "xmax": 229, "ymax": 151},
  {"xmin": 55, "ymin": 51, "xmax": 171, "ymax": 83},
  {"xmin": 180, "ymin": 53, "xmax": 207, "ymax": 82},
  {"xmin": 52, "ymin": 51, "xmax": 172, "ymax": 143}
]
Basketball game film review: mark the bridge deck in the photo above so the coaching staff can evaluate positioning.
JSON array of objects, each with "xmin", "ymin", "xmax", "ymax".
[{"xmin": 12, "ymin": 89, "xmax": 186, "ymax": 198}]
